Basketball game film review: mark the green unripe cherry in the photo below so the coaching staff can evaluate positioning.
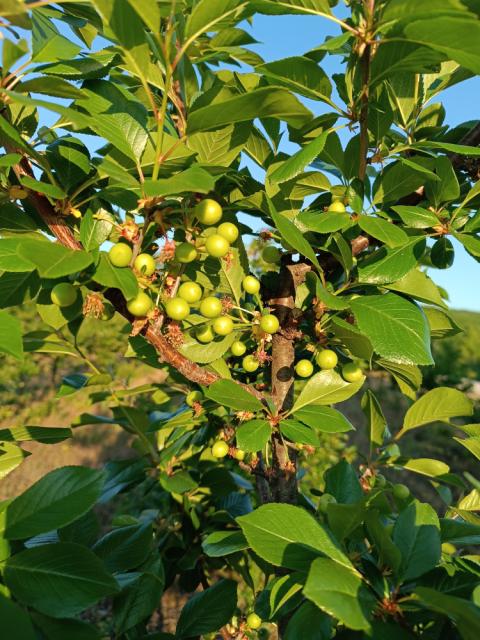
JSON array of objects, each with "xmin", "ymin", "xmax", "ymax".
[
  {"xmin": 127, "ymin": 291, "xmax": 153, "ymax": 317},
  {"xmin": 295, "ymin": 359, "xmax": 314, "ymax": 378},
  {"xmin": 205, "ymin": 234, "xmax": 230, "ymax": 258},
  {"xmin": 234, "ymin": 449, "xmax": 246, "ymax": 461},
  {"xmin": 243, "ymin": 355, "xmax": 259, "ymax": 372},
  {"xmin": 134, "ymin": 253, "xmax": 156, "ymax": 276},
  {"xmin": 231, "ymin": 341, "xmax": 247, "ymax": 357},
  {"xmin": 51, "ymin": 282, "xmax": 77, "ymax": 307},
  {"xmin": 376, "ymin": 474, "xmax": 387, "ymax": 488},
  {"xmin": 186, "ymin": 390, "xmax": 203, "ymax": 407},
  {"xmin": 242, "ymin": 275, "xmax": 260, "ymax": 295},
  {"xmin": 196, "ymin": 324, "xmax": 215, "ymax": 343},
  {"xmin": 178, "ymin": 281, "xmax": 203, "ymax": 303},
  {"xmin": 246, "ymin": 613, "xmax": 262, "ymax": 630},
  {"xmin": 262, "ymin": 245, "xmax": 281, "ymax": 264},
  {"xmin": 318, "ymin": 493, "xmax": 337, "ymax": 513},
  {"xmin": 342, "ymin": 362, "xmax": 364, "ymax": 382},
  {"xmin": 213, "ymin": 316, "xmax": 234, "ymax": 336},
  {"xmin": 175, "ymin": 242, "xmax": 198, "ymax": 264},
  {"xmin": 199, "ymin": 296, "xmax": 223, "ymax": 319},
  {"xmin": 259, "ymin": 314, "xmax": 280, "ymax": 334},
  {"xmin": 165, "ymin": 297, "xmax": 190, "ymax": 321},
  {"xmin": 316, "ymin": 349, "xmax": 338, "ymax": 370},
  {"xmin": 109, "ymin": 242, "xmax": 133, "ymax": 267},
  {"xmin": 393, "ymin": 483, "xmax": 410, "ymax": 500},
  {"xmin": 218, "ymin": 221, "xmax": 239, "ymax": 243},
  {"xmin": 328, "ymin": 200, "xmax": 347, "ymax": 214},
  {"xmin": 211, "ymin": 440, "xmax": 229, "ymax": 458},
  {"xmin": 195, "ymin": 199, "xmax": 223, "ymax": 225}
]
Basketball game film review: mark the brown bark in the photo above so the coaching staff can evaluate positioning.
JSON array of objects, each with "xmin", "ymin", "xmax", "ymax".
[{"xmin": 262, "ymin": 262, "xmax": 311, "ymax": 505}]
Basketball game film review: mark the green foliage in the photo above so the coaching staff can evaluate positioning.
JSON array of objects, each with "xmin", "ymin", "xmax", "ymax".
[{"xmin": 0, "ymin": 0, "xmax": 479, "ymax": 638}]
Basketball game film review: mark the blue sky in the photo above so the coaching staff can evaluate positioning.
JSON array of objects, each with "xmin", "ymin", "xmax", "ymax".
[{"xmin": 242, "ymin": 13, "xmax": 480, "ymax": 312}]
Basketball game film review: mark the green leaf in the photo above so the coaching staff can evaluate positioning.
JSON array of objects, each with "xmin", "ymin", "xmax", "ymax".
[
  {"xmin": 0, "ymin": 593, "xmax": 36, "ymax": 640},
  {"xmin": 350, "ymin": 294, "xmax": 433, "ymax": 365},
  {"xmin": 405, "ymin": 17, "xmax": 480, "ymax": 75},
  {"xmin": 455, "ymin": 232, "xmax": 480, "ymax": 260},
  {"xmin": 0, "ymin": 442, "xmax": 29, "ymax": 479},
  {"xmin": 258, "ymin": 56, "xmax": 332, "ymax": 102},
  {"xmin": 92, "ymin": 254, "xmax": 138, "ymax": 300},
  {"xmin": 4, "ymin": 466, "xmax": 105, "ymax": 540},
  {"xmin": 185, "ymin": 0, "xmax": 247, "ymax": 40},
  {"xmin": 377, "ymin": 359, "xmax": 422, "ymax": 400},
  {"xmin": 93, "ymin": 522, "xmax": 153, "ymax": 572},
  {"xmin": 424, "ymin": 306, "xmax": 463, "ymax": 338},
  {"xmin": 80, "ymin": 210, "xmax": 113, "ymax": 251},
  {"xmin": 20, "ymin": 76, "xmax": 85, "ymax": 100},
  {"xmin": 268, "ymin": 198, "xmax": 321, "ymax": 270},
  {"xmin": 237, "ymin": 503, "xmax": 352, "ymax": 572},
  {"xmin": 269, "ymin": 131, "xmax": 329, "ymax": 184},
  {"xmin": 0, "ymin": 271, "xmax": 41, "ymax": 309},
  {"xmin": 440, "ymin": 518, "xmax": 480, "ymax": 545},
  {"xmin": 331, "ymin": 317, "xmax": 374, "ymax": 360},
  {"xmin": 113, "ymin": 557, "xmax": 164, "ymax": 634},
  {"xmin": 361, "ymin": 390, "xmax": 387, "ymax": 450},
  {"xmin": 19, "ymin": 175, "xmax": 66, "ymax": 200},
  {"xmin": 454, "ymin": 436, "xmax": 480, "ymax": 461},
  {"xmin": 180, "ymin": 331, "xmax": 237, "ymax": 364},
  {"xmin": 236, "ymin": 419, "xmax": 271, "ymax": 452},
  {"xmin": 415, "ymin": 587, "xmax": 480, "ymax": 640},
  {"xmin": 0, "ymin": 310, "xmax": 23, "ymax": 360},
  {"xmin": 30, "ymin": 613, "xmax": 101, "ymax": 640},
  {"xmin": 284, "ymin": 601, "xmax": 332, "ymax": 640},
  {"xmin": 373, "ymin": 161, "xmax": 425, "ymax": 204},
  {"xmin": 391, "ymin": 205, "xmax": 441, "ymax": 229},
  {"xmin": 0, "ymin": 203, "xmax": 38, "ymax": 233},
  {"xmin": 401, "ymin": 458, "xmax": 450, "ymax": 477},
  {"xmin": 32, "ymin": 11, "xmax": 81, "ymax": 63},
  {"xmin": 142, "ymin": 165, "xmax": 216, "ymax": 198},
  {"xmin": 386, "ymin": 269, "xmax": 447, "ymax": 308},
  {"xmin": 365, "ymin": 510, "xmax": 402, "ymax": 574},
  {"xmin": 188, "ymin": 123, "xmax": 251, "ymax": 167},
  {"xmin": 188, "ymin": 87, "xmax": 312, "ymax": 134},
  {"xmin": 291, "ymin": 370, "xmax": 365, "ymax": 414},
  {"xmin": 393, "ymin": 501, "xmax": 441, "ymax": 581},
  {"xmin": 357, "ymin": 215, "xmax": 409, "ymax": 247},
  {"xmin": 160, "ymin": 470, "xmax": 198, "ymax": 494},
  {"xmin": 297, "ymin": 210, "xmax": 351, "ymax": 234},
  {"xmin": 4, "ymin": 542, "xmax": 118, "ymax": 618},
  {"xmin": 357, "ymin": 239, "xmax": 424, "ymax": 285},
  {"xmin": 324, "ymin": 460, "xmax": 363, "ymax": 504},
  {"xmin": 202, "ymin": 530, "xmax": 249, "ymax": 557},
  {"xmin": 397, "ymin": 387, "xmax": 473, "ymax": 437},
  {"xmin": 431, "ymin": 237, "xmax": 454, "ymax": 269},
  {"xmin": 254, "ymin": 0, "xmax": 333, "ymax": 16},
  {"xmin": 18, "ymin": 240, "xmax": 93, "ymax": 279},
  {"xmin": 293, "ymin": 405, "xmax": 355, "ymax": 434},
  {"xmin": 175, "ymin": 579, "xmax": 238, "ymax": 639},
  {"xmin": 0, "ymin": 238, "xmax": 37, "ymax": 272},
  {"xmin": 280, "ymin": 419, "xmax": 320, "ymax": 446},
  {"xmin": 204, "ymin": 379, "xmax": 263, "ymax": 412},
  {"xmin": 0, "ymin": 426, "xmax": 72, "ymax": 445},
  {"xmin": 304, "ymin": 558, "xmax": 374, "ymax": 631}
]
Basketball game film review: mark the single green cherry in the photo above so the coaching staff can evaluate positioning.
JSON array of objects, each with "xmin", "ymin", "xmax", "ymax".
[{"xmin": 51, "ymin": 282, "xmax": 77, "ymax": 307}]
